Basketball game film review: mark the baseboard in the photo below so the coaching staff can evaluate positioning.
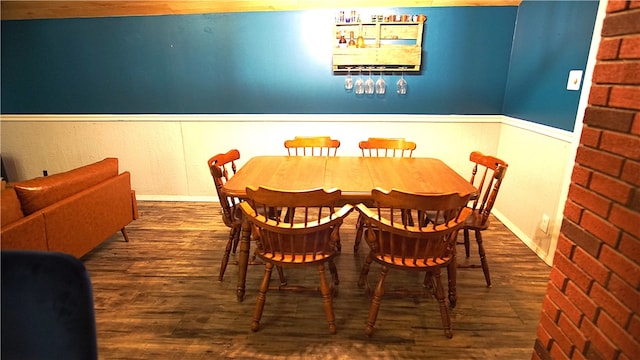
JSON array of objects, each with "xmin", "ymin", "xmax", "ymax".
[
  {"xmin": 491, "ymin": 209, "xmax": 553, "ymax": 266},
  {"xmin": 135, "ymin": 195, "xmax": 217, "ymax": 202}
]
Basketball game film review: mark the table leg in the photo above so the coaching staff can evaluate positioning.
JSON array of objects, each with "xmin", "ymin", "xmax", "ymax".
[{"xmin": 236, "ymin": 216, "xmax": 251, "ymax": 302}]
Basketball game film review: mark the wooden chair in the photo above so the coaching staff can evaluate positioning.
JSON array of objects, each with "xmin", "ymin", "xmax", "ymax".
[
  {"xmin": 356, "ymin": 189, "xmax": 471, "ymax": 338},
  {"xmin": 353, "ymin": 137, "xmax": 417, "ymax": 253},
  {"xmin": 284, "ymin": 136, "xmax": 340, "ymax": 156},
  {"xmin": 459, "ymin": 151, "xmax": 508, "ymax": 287},
  {"xmin": 207, "ymin": 149, "xmax": 242, "ymax": 281},
  {"xmin": 359, "ymin": 137, "xmax": 416, "ymax": 158},
  {"xmin": 239, "ymin": 186, "xmax": 353, "ymax": 334},
  {"xmin": 283, "ymin": 136, "xmax": 343, "ymax": 249}
]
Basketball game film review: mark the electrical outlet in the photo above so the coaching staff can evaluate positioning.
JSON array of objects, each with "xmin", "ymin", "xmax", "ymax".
[
  {"xmin": 567, "ymin": 70, "xmax": 583, "ymax": 91},
  {"xmin": 540, "ymin": 214, "xmax": 550, "ymax": 233}
]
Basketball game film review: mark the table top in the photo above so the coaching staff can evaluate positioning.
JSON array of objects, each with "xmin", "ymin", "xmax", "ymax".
[{"xmin": 223, "ymin": 156, "xmax": 476, "ymax": 201}]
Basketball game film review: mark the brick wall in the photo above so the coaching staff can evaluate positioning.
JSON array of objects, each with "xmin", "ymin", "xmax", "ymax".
[{"xmin": 533, "ymin": 1, "xmax": 640, "ymax": 359}]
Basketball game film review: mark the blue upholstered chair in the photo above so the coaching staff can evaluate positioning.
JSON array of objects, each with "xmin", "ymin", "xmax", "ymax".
[{"xmin": 1, "ymin": 250, "xmax": 98, "ymax": 360}]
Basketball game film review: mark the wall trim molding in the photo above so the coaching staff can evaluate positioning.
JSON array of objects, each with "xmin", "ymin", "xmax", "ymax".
[
  {"xmin": 136, "ymin": 195, "xmax": 217, "ymax": 203},
  {"xmin": 501, "ymin": 115, "xmax": 574, "ymax": 143},
  {"xmin": 1, "ymin": 113, "xmax": 572, "ymax": 141},
  {"xmin": 492, "ymin": 209, "xmax": 553, "ymax": 266}
]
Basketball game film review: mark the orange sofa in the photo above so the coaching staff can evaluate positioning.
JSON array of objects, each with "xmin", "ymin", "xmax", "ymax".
[{"xmin": 1, "ymin": 158, "xmax": 138, "ymax": 258}]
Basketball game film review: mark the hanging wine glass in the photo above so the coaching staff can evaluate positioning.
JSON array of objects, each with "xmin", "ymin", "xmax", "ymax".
[
  {"xmin": 375, "ymin": 71, "xmax": 386, "ymax": 95},
  {"xmin": 364, "ymin": 69, "xmax": 375, "ymax": 95},
  {"xmin": 354, "ymin": 68, "xmax": 365, "ymax": 95},
  {"xmin": 344, "ymin": 68, "xmax": 353, "ymax": 91},
  {"xmin": 397, "ymin": 71, "xmax": 407, "ymax": 95}
]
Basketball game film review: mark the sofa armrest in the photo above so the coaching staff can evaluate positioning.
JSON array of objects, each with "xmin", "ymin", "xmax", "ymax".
[
  {"xmin": 0, "ymin": 213, "xmax": 48, "ymax": 251},
  {"xmin": 131, "ymin": 189, "xmax": 139, "ymax": 220}
]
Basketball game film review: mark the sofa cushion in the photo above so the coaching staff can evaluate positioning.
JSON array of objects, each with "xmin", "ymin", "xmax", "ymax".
[
  {"xmin": 1, "ymin": 188, "xmax": 25, "ymax": 227},
  {"xmin": 13, "ymin": 158, "xmax": 119, "ymax": 215}
]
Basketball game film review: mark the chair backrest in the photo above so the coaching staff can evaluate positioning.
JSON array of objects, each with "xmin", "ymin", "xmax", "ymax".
[
  {"xmin": 359, "ymin": 137, "xmax": 416, "ymax": 158},
  {"xmin": 207, "ymin": 149, "xmax": 242, "ymax": 227},
  {"xmin": 467, "ymin": 151, "xmax": 508, "ymax": 226},
  {"xmin": 357, "ymin": 189, "xmax": 471, "ymax": 266},
  {"xmin": 1, "ymin": 250, "xmax": 98, "ymax": 360},
  {"xmin": 239, "ymin": 186, "xmax": 353, "ymax": 261},
  {"xmin": 284, "ymin": 136, "xmax": 341, "ymax": 157}
]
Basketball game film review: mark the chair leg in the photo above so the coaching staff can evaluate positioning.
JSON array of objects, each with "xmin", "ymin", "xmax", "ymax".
[
  {"xmin": 231, "ymin": 225, "xmax": 240, "ymax": 254},
  {"xmin": 364, "ymin": 265, "xmax": 388, "ymax": 337},
  {"xmin": 401, "ymin": 209, "xmax": 414, "ymax": 226},
  {"xmin": 328, "ymin": 259, "xmax": 340, "ymax": 289},
  {"xmin": 354, "ymin": 214, "xmax": 364, "ymax": 254},
  {"xmin": 318, "ymin": 264, "xmax": 337, "ymax": 334},
  {"xmin": 251, "ymin": 263, "xmax": 273, "ymax": 332},
  {"xmin": 463, "ymin": 229, "xmax": 471, "ymax": 258},
  {"xmin": 120, "ymin": 227, "xmax": 130, "ymax": 242},
  {"xmin": 237, "ymin": 218, "xmax": 252, "ymax": 302},
  {"xmin": 430, "ymin": 269, "xmax": 453, "ymax": 338},
  {"xmin": 447, "ymin": 255, "xmax": 457, "ymax": 308},
  {"xmin": 423, "ymin": 272, "xmax": 434, "ymax": 292},
  {"xmin": 276, "ymin": 266, "xmax": 287, "ymax": 286},
  {"xmin": 218, "ymin": 228, "xmax": 236, "ymax": 281},
  {"xmin": 357, "ymin": 252, "xmax": 374, "ymax": 289},
  {"xmin": 475, "ymin": 230, "xmax": 492, "ymax": 287}
]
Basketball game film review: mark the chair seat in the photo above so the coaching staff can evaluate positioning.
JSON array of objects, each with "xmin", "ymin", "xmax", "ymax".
[
  {"xmin": 462, "ymin": 210, "xmax": 491, "ymax": 231},
  {"xmin": 375, "ymin": 255, "xmax": 451, "ymax": 268},
  {"xmin": 257, "ymin": 252, "xmax": 335, "ymax": 265}
]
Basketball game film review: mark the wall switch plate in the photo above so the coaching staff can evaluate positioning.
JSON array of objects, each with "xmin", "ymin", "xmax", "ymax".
[
  {"xmin": 540, "ymin": 214, "xmax": 550, "ymax": 233},
  {"xmin": 567, "ymin": 70, "xmax": 583, "ymax": 91}
]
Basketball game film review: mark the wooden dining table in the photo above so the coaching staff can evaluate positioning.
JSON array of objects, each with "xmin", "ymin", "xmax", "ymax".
[{"xmin": 222, "ymin": 156, "xmax": 477, "ymax": 303}]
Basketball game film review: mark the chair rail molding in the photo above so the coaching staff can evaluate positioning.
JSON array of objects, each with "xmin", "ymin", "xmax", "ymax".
[{"xmin": 0, "ymin": 114, "xmax": 570, "ymax": 141}]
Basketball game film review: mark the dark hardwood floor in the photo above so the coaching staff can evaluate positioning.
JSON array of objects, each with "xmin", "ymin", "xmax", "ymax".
[{"xmin": 82, "ymin": 201, "xmax": 551, "ymax": 359}]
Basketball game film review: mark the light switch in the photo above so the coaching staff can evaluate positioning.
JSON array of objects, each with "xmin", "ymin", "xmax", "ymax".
[{"xmin": 567, "ymin": 70, "xmax": 583, "ymax": 91}]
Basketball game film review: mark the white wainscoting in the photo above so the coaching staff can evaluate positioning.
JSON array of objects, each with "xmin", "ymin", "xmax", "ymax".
[{"xmin": 0, "ymin": 113, "xmax": 573, "ymax": 264}]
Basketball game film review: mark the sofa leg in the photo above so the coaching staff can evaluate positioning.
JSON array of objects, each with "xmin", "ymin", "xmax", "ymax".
[{"xmin": 121, "ymin": 227, "xmax": 130, "ymax": 242}]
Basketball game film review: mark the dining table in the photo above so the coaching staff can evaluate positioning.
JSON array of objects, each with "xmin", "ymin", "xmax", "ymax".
[{"xmin": 222, "ymin": 156, "xmax": 477, "ymax": 303}]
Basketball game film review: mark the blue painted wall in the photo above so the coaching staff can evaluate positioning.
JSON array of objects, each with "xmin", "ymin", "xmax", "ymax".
[
  {"xmin": 1, "ymin": 7, "xmax": 516, "ymax": 115},
  {"xmin": 502, "ymin": 0, "xmax": 599, "ymax": 131},
  {"xmin": 1, "ymin": 3, "xmax": 599, "ymax": 132}
]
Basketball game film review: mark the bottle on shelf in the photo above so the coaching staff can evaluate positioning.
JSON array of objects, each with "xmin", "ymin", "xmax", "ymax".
[
  {"xmin": 356, "ymin": 32, "xmax": 365, "ymax": 48},
  {"xmin": 348, "ymin": 31, "xmax": 356, "ymax": 47},
  {"xmin": 338, "ymin": 31, "xmax": 347, "ymax": 48}
]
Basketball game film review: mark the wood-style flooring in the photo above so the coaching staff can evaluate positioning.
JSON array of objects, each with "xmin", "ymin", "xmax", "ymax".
[{"xmin": 82, "ymin": 201, "xmax": 551, "ymax": 360}]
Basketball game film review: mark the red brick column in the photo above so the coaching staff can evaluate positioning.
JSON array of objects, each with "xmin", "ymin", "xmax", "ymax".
[{"xmin": 533, "ymin": 1, "xmax": 639, "ymax": 359}]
